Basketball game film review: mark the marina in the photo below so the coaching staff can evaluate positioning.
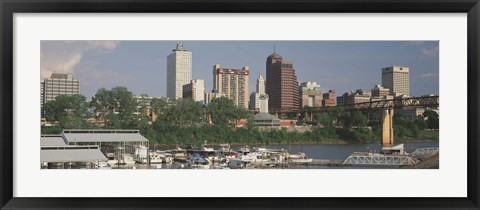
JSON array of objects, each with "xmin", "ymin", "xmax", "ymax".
[{"xmin": 41, "ymin": 129, "xmax": 439, "ymax": 169}]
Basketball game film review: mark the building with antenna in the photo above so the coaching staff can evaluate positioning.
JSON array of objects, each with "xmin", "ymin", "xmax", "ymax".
[
  {"xmin": 167, "ymin": 43, "xmax": 192, "ymax": 99},
  {"xmin": 266, "ymin": 49, "xmax": 299, "ymax": 111}
]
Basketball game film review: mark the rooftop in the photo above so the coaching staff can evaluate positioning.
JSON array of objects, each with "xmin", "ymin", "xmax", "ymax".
[
  {"xmin": 62, "ymin": 129, "xmax": 149, "ymax": 143},
  {"xmin": 41, "ymin": 149, "xmax": 107, "ymax": 162},
  {"xmin": 267, "ymin": 52, "xmax": 283, "ymax": 60},
  {"xmin": 254, "ymin": 113, "xmax": 279, "ymax": 121},
  {"xmin": 41, "ymin": 135, "xmax": 67, "ymax": 147}
]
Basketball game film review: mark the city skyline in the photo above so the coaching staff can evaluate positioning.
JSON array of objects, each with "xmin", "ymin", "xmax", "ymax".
[{"xmin": 40, "ymin": 41, "xmax": 439, "ymax": 99}]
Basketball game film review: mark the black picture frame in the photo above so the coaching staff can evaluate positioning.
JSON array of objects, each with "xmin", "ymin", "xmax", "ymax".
[{"xmin": 1, "ymin": 0, "xmax": 479, "ymax": 209}]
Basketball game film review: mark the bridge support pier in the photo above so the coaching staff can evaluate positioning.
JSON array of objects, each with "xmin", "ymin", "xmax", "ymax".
[{"xmin": 381, "ymin": 108, "xmax": 394, "ymax": 146}]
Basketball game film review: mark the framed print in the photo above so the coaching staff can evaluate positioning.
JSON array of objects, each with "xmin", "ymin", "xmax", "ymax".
[{"xmin": 1, "ymin": 0, "xmax": 479, "ymax": 209}]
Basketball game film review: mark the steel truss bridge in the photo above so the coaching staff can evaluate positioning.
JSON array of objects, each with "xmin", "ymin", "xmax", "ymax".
[
  {"xmin": 265, "ymin": 95, "xmax": 439, "ymax": 147},
  {"xmin": 342, "ymin": 147, "xmax": 439, "ymax": 166},
  {"xmin": 343, "ymin": 154, "xmax": 417, "ymax": 166},
  {"xmin": 411, "ymin": 147, "xmax": 440, "ymax": 158},
  {"xmin": 268, "ymin": 95, "xmax": 439, "ymax": 114}
]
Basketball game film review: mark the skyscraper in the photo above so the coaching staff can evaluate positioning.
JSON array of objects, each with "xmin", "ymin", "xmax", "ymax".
[
  {"xmin": 266, "ymin": 52, "xmax": 299, "ymax": 111},
  {"xmin": 41, "ymin": 73, "xmax": 80, "ymax": 113},
  {"xmin": 381, "ymin": 66, "xmax": 410, "ymax": 96},
  {"xmin": 167, "ymin": 43, "xmax": 192, "ymax": 99},
  {"xmin": 256, "ymin": 73, "xmax": 266, "ymax": 94},
  {"xmin": 213, "ymin": 64, "xmax": 249, "ymax": 108},
  {"xmin": 249, "ymin": 74, "xmax": 269, "ymax": 113}
]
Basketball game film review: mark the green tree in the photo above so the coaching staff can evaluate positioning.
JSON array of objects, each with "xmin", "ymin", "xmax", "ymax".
[
  {"xmin": 328, "ymin": 107, "xmax": 342, "ymax": 125},
  {"xmin": 90, "ymin": 86, "xmax": 137, "ymax": 128},
  {"xmin": 89, "ymin": 88, "xmax": 111, "ymax": 127},
  {"xmin": 208, "ymin": 97, "xmax": 249, "ymax": 126},
  {"xmin": 351, "ymin": 111, "xmax": 368, "ymax": 128},
  {"xmin": 136, "ymin": 94, "xmax": 151, "ymax": 117},
  {"xmin": 414, "ymin": 117, "xmax": 428, "ymax": 130},
  {"xmin": 423, "ymin": 109, "xmax": 439, "ymax": 130},
  {"xmin": 167, "ymin": 98, "xmax": 202, "ymax": 126},
  {"xmin": 150, "ymin": 97, "xmax": 171, "ymax": 118},
  {"xmin": 338, "ymin": 111, "xmax": 352, "ymax": 128},
  {"xmin": 43, "ymin": 94, "xmax": 91, "ymax": 129},
  {"xmin": 314, "ymin": 112, "xmax": 333, "ymax": 127}
]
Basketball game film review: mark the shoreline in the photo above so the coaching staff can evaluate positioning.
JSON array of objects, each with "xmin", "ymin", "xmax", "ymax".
[{"xmin": 150, "ymin": 139, "xmax": 439, "ymax": 147}]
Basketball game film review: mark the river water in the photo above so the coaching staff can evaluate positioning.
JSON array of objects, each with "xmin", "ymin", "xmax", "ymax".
[
  {"xmin": 133, "ymin": 141, "xmax": 439, "ymax": 169},
  {"xmin": 230, "ymin": 142, "xmax": 439, "ymax": 160}
]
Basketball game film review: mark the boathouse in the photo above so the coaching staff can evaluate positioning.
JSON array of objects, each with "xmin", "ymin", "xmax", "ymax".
[
  {"xmin": 41, "ymin": 129, "xmax": 150, "ymax": 169},
  {"xmin": 41, "ymin": 135, "xmax": 107, "ymax": 169},
  {"xmin": 61, "ymin": 129, "xmax": 149, "ymax": 148},
  {"xmin": 253, "ymin": 113, "xmax": 280, "ymax": 127}
]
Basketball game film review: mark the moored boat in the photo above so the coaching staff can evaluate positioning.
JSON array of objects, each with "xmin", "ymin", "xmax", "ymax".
[{"xmin": 289, "ymin": 152, "xmax": 313, "ymax": 164}]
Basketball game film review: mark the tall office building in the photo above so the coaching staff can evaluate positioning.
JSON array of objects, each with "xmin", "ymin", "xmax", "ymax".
[
  {"xmin": 266, "ymin": 52, "xmax": 299, "ymax": 110},
  {"xmin": 256, "ymin": 73, "xmax": 266, "ymax": 94},
  {"xmin": 213, "ymin": 64, "xmax": 249, "ymax": 108},
  {"xmin": 167, "ymin": 43, "xmax": 192, "ymax": 99},
  {"xmin": 41, "ymin": 73, "xmax": 80, "ymax": 112},
  {"xmin": 183, "ymin": 79, "xmax": 205, "ymax": 104},
  {"xmin": 249, "ymin": 74, "xmax": 269, "ymax": 113},
  {"xmin": 299, "ymin": 81, "xmax": 322, "ymax": 108},
  {"xmin": 381, "ymin": 66, "xmax": 410, "ymax": 96}
]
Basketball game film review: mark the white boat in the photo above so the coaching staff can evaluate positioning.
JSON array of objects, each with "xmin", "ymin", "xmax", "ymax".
[
  {"xmin": 289, "ymin": 152, "xmax": 313, "ymax": 164},
  {"xmin": 163, "ymin": 153, "xmax": 173, "ymax": 164},
  {"xmin": 149, "ymin": 151, "xmax": 163, "ymax": 164},
  {"xmin": 240, "ymin": 151, "xmax": 274, "ymax": 167},
  {"xmin": 172, "ymin": 148, "xmax": 188, "ymax": 162}
]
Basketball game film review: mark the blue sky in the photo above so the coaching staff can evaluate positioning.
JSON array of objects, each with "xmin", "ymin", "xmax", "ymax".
[{"xmin": 41, "ymin": 41, "xmax": 439, "ymax": 99}]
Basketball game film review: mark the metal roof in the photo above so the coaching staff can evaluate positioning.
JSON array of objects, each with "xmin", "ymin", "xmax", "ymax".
[
  {"xmin": 63, "ymin": 133, "xmax": 149, "ymax": 143},
  {"xmin": 41, "ymin": 149, "xmax": 107, "ymax": 162},
  {"xmin": 41, "ymin": 136, "xmax": 67, "ymax": 147},
  {"xmin": 254, "ymin": 113, "xmax": 279, "ymax": 121}
]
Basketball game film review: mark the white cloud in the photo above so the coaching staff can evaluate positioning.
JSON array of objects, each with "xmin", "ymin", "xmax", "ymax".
[
  {"xmin": 40, "ymin": 41, "xmax": 120, "ymax": 79},
  {"xmin": 421, "ymin": 46, "xmax": 439, "ymax": 57}
]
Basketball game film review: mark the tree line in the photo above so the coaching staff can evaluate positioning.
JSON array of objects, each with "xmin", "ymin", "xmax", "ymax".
[{"xmin": 42, "ymin": 86, "xmax": 439, "ymax": 145}]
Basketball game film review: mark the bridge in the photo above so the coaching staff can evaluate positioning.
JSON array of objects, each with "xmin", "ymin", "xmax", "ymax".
[
  {"xmin": 267, "ymin": 96, "xmax": 439, "ymax": 146},
  {"xmin": 342, "ymin": 147, "xmax": 439, "ymax": 166},
  {"xmin": 411, "ymin": 147, "xmax": 439, "ymax": 159},
  {"xmin": 342, "ymin": 153, "xmax": 417, "ymax": 166}
]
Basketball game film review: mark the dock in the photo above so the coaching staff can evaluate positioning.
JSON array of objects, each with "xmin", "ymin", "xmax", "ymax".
[{"xmin": 310, "ymin": 159, "xmax": 344, "ymax": 166}]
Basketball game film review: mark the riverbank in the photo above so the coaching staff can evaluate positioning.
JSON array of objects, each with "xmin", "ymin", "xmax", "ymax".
[{"xmin": 150, "ymin": 139, "xmax": 438, "ymax": 147}]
